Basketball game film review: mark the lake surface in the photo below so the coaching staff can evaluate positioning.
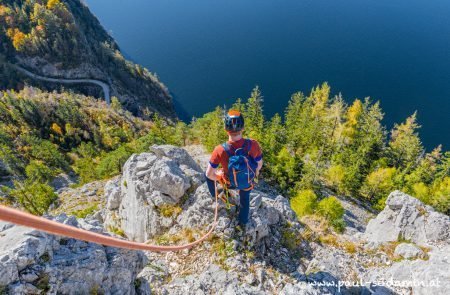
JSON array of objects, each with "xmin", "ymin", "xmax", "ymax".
[{"xmin": 86, "ymin": 0, "xmax": 450, "ymax": 150}]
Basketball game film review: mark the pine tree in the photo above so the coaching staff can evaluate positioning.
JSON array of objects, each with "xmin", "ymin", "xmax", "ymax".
[
  {"xmin": 173, "ymin": 121, "xmax": 189, "ymax": 146},
  {"xmin": 244, "ymin": 86, "xmax": 264, "ymax": 140},
  {"xmin": 342, "ymin": 99, "xmax": 363, "ymax": 142},
  {"xmin": 231, "ymin": 98, "xmax": 245, "ymax": 113},
  {"xmin": 111, "ymin": 97, "xmax": 122, "ymax": 111},
  {"xmin": 335, "ymin": 99, "xmax": 385, "ymax": 195},
  {"xmin": 309, "ymin": 82, "xmax": 330, "ymax": 117},
  {"xmin": 261, "ymin": 113, "xmax": 285, "ymax": 174},
  {"xmin": 190, "ymin": 107, "xmax": 228, "ymax": 152},
  {"xmin": 389, "ymin": 112, "xmax": 423, "ymax": 170},
  {"xmin": 284, "ymin": 92, "xmax": 306, "ymax": 152}
]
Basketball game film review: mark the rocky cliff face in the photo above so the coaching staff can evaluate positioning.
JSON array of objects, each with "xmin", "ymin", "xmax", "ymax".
[
  {"xmin": 102, "ymin": 145, "xmax": 204, "ymax": 242},
  {"xmin": 1, "ymin": 145, "xmax": 449, "ymax": 294},
  {"xmin": 0, "ymin": 215, "xmax": 147, "ymax": 294}
]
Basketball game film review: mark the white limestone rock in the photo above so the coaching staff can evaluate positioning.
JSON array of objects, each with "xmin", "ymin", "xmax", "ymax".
[
  {"xmin": 363, "ymin": 191, "xmax": 450, "ymax": 246},
  {"xmin": 394, "ymin": 243, "xmax": 424, "ymax": 260},
  {"xmin": 0, "ymin": 215, "xmax": 147, "ymax": 294}
]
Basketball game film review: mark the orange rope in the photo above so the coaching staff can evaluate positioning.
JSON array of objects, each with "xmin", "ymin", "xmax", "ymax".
[{"xmin": 0, "ymin": 182, "xmax": 220, "ymax": 252}]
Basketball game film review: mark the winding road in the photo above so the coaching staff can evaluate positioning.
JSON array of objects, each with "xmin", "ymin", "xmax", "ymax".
[{"xmin": 12, "ymin": 65, "xmax": 111, "ymax": 104}]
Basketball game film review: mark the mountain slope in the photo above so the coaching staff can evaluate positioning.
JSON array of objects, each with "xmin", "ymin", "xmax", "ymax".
[
  {"xmin": 0, "ymin": 0, "xmax": 175, "ymax": 119},
  {"xmin": 1, "ymin": 145, "xmax": 448, "ymax": 294}
]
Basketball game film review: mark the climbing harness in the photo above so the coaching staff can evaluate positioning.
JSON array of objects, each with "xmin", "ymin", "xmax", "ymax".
[{"xmin": 0, "ymin": 181, "xmax": 221, "ymax": 252}]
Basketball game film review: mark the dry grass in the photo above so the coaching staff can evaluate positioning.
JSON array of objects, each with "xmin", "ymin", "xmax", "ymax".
[
  {"xmin": 281, "ymin": 226, "xmax": 302, "ymax": 251},
  {"xmin": 318, "ymin": 234, "xmax": 339, "ymax": 247},
  {"xmin": 342, "ymin": 241, "xmax": 357, "ymax": 254},
  {"xmin": 317, "ymin": 233, "xmax": 361, "ymax": 255},
  {"xmin": 158, "ymin": 204, "xmax": 183, "ymax": 218},
  {"xmin": 378, "ymin": 241, "xmax": 400, "ymax": 260},
  {"xmin": 301, "ymin": 215, "xmax": 331, "ymax": 234},
  {"xmin": 107, "ymin": 225, "xmax": 126, "ymax": 237},
  {"xmin": 210, "ymin": 235, "xmax": 235, "ymax": 270},
  {"xmin": 151, "ymin": 228, "xmax": 202, "ymax": 246}
]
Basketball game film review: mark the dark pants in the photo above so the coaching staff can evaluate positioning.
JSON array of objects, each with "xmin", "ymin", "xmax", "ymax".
[{"xmin": 206, "ymin": 175, "xmax": 250, "ymax": 226}]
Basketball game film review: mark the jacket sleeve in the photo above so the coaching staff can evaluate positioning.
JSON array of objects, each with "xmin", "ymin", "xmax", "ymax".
[
  {"xmin": 209, "ymin": 146, "xmax": 222, "ymax": 168},
  {"xmin": 250, "ymin": 140, "xmax": 263, "ymax": 162}
]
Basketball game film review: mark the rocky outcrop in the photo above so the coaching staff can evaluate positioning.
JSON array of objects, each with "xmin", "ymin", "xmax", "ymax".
[
  {"xmin": 364, "ymin": 244, "xmax": 450, "ymax": 295},
  {"xmin": 103, "ymin": 145, "xmax": 204, "ymax": 242},
  {"xmin": 364, "ymin": 191, "xmax": 450, "ymax": 246},
  {"xmin": 161, "ymin": 264, "xmax": 264, "ymax": 295},
  {"xmin": 394, "ymin": 243, "xmax": 425, "ymax": 260},
  {"xmin": 5, "ymin": 145, "xmax": 450, "ymax": 295},
  {"xmin": 0, "ymin": 215, "xmax": 147, "ymax": 294},
  {"xmin": 362, "ymin": 191, "xmax": 450, "ymax": 295}
]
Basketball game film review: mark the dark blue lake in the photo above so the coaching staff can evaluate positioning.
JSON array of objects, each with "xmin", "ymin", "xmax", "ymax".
[{"xmin": 86, "ymin": 0, "xmax": 450, "ymax": 150}]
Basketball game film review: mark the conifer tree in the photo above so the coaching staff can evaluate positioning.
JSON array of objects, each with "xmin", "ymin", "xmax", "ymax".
[
  {"xmin": 173, "ymin": 121, "xmax": 189, "ymax": 146},
  {"xmin": 261, "ymin": 113, "xmax": 285, "ymax": 174},
  {"xmin": 244, "ymin": 86, "xmax": 264, "ymax": 140},
  {"xmin": 285, "ymin": 91, "xmax": 306, "ymax": 152},
  {"xmin": 335, "ymin": 99, "xmax": 385, "ymax": 194},
  {"xmin": 231, "ymin": 98, "xmax": 245, "ymax": 113},
  {"xmin": 190, "ymin": 106, "xmax": 227, "ymax": 152},
  {"xmin": 388, "ymin": 112, "xmax": 423, "ymax": 170}
]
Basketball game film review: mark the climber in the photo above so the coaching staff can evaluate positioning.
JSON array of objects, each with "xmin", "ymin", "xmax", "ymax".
[{"xmin": 205, "ymin": 110, "xmax": 263, "ymax": 231}]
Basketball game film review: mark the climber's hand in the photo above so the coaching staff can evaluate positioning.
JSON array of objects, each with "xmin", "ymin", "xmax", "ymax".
[{"xmin": 215, "ymin": 169, "xmax": 224, "ymax": 178}]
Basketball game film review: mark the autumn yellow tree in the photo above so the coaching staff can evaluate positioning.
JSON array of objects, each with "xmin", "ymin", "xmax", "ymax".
[
  {"xmin": 47, "ymin": 0, "xmax": 61, "ymax": 10},
  {"xmin": 7, "ymin": 28, "xmax": 27, "ymax": 51},
  {"xmin": 389, "ymin": 112, "xmax": 423, "ymax": 170}
]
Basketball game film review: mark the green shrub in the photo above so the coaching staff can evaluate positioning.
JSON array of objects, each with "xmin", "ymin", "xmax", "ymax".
[
  {"xmin": 431, "ymin": 177, "xmax": 450, "ymax": 215},
  {"xmin": 72, "ymin": 203, "xmax": 99, "ymax": 218},
  {"xmin": 95, "ymin": 145, "xmax": 133, "ymax": 179},
  {"xmin": 325, "ymin": 164, "xmax": 346, "ymax": 194},
  {"xmin": 290, "ymin": 189, "xmax": 318, "ymax": 218},
  {"xmin": 158, "ymin": 204, "xmax": 182, "ymax": 218},
  {"xmin": 8, "ymin": 182, "xmax": 57, "ymax": 215},
  {"xmin": 360, "ymin": 167, "xmax": 397, "ymax": 203},
  {"xmin": 25, "ymin": 160, "xmax": 57, "ymax": 183},
  {"xmin": 317, "ymin": 196, "xmax": 345, "ymax": 224}
]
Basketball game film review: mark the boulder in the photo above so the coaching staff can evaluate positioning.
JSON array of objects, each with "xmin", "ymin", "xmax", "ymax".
[
  {"xmin": 150, "ymin": 145, "xmax": 202, "ymax": 173},
  {"xmin": 182, "ymin": 145, "xmax": 211, "ymax": 171},
  {"xmin": 281, "ymin": 283, "xmax": 321, "ymax": 295},
  {"xmin": 0, "ymin": 214, "xmax": 147, "ymax": 294},
  {"xmin": 104, "ymin": 146, "xmax": 204, "ymax": 242},
  {"xmin": 363, "ymin": 191, "xmax": 450, "ymax": 246},
  {"xmin": 50, "ymin": 173, "xmax": 77, "ymax": 193},
  {"xmin": 364, "ymin": 245, "xmax": 450, "ymax": 295},
  {"xmin": 160, "ymin": 264, "xmax": 264, "ymax": 295},
  {"xmin": 105, "ymin": 178, "xmax": 121, "ymax": 210},
  {"xmin": 362, "ymin": 191, "xmax": 450, "ymax": 294}
]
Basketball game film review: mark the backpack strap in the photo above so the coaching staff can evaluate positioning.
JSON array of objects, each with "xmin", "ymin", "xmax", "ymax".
[
  {"xmin": 223, "ymin": 139, "xmax": 252, "ymax": 157},
  {"xmin": 222, "ymin": 142, "xmax": 234, "ymax": 157},
  {"xmin": 244, "ymin": 139, "xmax": 252, "ymax": 155}
]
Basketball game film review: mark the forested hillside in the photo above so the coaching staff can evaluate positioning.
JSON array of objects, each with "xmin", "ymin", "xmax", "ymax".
[
  {"xmin": 1, "ymin": 83, "xmax": 448, "ymax": 218},
  {"xmin": 0, "ymin": 88, "xmax": 172, "ymax": 214},
  {"xmin": 189, "ymin": 84, "xmax": 450, "ymax": 216},
  {"xmin": 0, "ymin": 0, "xmax": 175, "ymax": 119}
]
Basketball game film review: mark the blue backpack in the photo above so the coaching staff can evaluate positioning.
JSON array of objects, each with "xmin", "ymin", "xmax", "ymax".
[{"xmin": 222, "ymin": 139, "xmax": 258, "ymax": 190}]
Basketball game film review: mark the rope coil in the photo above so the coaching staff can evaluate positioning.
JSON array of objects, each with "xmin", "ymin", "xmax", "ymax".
[{"xmin": 0, "ymin": 182, "xmax": 220, "ymax": 252}]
